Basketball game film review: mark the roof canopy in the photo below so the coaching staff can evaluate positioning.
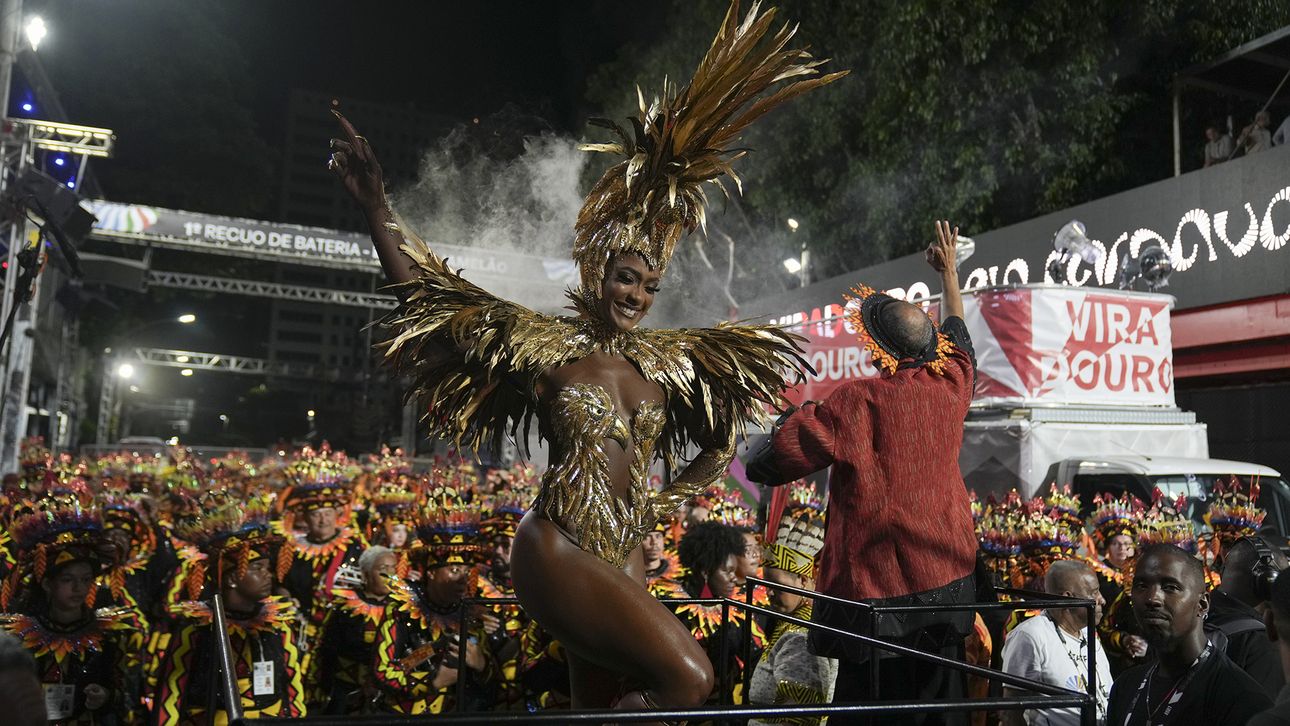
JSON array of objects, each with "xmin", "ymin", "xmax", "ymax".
[{"xmin": 1176, "ymin": 25, "xmax": 1290, "ymax": 107}]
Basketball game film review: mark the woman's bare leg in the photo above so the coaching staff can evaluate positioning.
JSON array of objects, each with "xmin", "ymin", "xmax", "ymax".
[{"xmin": 511, "ymin": 512, "xmax": 714, "ymax": 708}]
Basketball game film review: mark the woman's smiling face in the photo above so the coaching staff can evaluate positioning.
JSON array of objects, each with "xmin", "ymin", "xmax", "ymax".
[{"xmin": 598, "ymin": 253, "xmax": 661, "ymax": 332}]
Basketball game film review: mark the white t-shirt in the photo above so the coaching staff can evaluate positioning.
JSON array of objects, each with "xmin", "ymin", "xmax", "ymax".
[{"xmin": 1001, "ymin": 613, "xmax": 1113, "ymax": 726}]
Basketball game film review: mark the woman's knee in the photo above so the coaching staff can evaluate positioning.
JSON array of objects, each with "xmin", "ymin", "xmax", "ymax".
[{"xmin": 655, "ymin": 649, "xmax": 714, "ymax": 707}]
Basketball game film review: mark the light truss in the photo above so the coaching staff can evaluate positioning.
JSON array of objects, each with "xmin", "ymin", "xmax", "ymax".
[
  {"xmin": 8, "ymin": 118, "xmax": 115, "ymax": 158},
  {"xmin": 126, "ymin": 347, "xmax": 332, "ymax": 379},
  {"xmin": 146, "ymin": 270, "xmax": 397, "ymax": 309}
]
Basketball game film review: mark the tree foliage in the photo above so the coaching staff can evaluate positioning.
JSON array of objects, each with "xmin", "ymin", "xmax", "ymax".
[{"xmin": 583, "ymin": 0, "xmax": 1290, "ymax": 288}]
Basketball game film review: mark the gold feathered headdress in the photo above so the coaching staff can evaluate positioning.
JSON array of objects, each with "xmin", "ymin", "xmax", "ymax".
[{"xmin": 573, "ymin": 0, "xmax": 848, "ymax": 295}]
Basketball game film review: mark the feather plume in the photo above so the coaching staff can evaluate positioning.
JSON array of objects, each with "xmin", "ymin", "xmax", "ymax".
[{"xmin": 572, "ymin": 0, "xmax": 848, "ymax": 293}]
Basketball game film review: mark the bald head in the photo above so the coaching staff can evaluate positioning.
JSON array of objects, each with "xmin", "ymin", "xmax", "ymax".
[
  {"xmin": 877, "ymin": 300, "xmax": 934, "ymax": 358},
  {"xmin": 1139, "ymin": 544, "xmax": 1206, "ymax": 591}
]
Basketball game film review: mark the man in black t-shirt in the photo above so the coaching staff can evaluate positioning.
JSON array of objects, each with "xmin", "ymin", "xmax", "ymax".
[{"xmin": 1109, "ymin": 544, "xmax": 1271, "ymax": 725}]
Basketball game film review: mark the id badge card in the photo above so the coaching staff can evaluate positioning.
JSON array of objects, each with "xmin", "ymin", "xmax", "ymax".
[
  {"xmin": 44, "ymin": 683, "xmax": 76, "ymax": 720},
  {"xmin": 252, "ymin": 660, "xmax": 275, "ymax": 696}
]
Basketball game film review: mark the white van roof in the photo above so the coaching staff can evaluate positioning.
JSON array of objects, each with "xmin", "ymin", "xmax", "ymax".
[{"xmin": 1074, "ymin": 455, "xmax": 1282, "ymax": 478}]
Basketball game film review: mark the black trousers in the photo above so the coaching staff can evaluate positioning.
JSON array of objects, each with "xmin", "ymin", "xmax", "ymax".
[
  {"xmin": 814, "ymin": 574, "xmax": 976, "ymax": 726},
  {"xmin": 829, "ymin": 635, "xmax": 968, "ymax": 726}
]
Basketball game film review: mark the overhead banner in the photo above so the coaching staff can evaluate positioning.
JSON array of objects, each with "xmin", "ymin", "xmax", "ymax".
[
  {"xmin": 84, "ymin": 200, "xmax": 577, "ymax": 285},
  {"xmin": 780, "ymin": 285, "xmax": 1175, "ymax": 408},
  {"xmin": 964, "ymin": 286, "xmax": 1175, "ymax": 407}
]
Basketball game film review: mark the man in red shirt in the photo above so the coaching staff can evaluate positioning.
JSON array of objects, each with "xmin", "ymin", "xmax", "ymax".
[{"xmin": 747, "ymin": 221, "xmax": 979, "ymax": 725}]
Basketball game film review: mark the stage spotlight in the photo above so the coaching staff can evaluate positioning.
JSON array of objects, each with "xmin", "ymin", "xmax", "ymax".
[
  {"xmin": 1048, "ymin": 220, "xmax": 1100, "ymax": 284},
  {"xmin": 1118, "ymin": 243, "xmax": 1174, "ymax": 292}
]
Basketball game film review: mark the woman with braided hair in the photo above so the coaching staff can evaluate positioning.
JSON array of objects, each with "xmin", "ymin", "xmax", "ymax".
[{"xmin": 329, "ymin": 1, "xmax": 845, "ymax": 712}]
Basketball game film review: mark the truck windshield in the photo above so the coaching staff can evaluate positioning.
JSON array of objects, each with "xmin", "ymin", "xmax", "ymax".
[
  {"xmin": 1072, "ymin": 473, "xmax": 1290, "ymax": 536},
  {"xmin": 1149, "ymin": 474, "xmax": 1289, "ymax": 535}
]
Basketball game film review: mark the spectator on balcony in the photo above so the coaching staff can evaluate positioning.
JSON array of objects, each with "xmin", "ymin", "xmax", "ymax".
[
  {"xmin": 1204, "ymin": 125, "xmax": 1234, "ymax": 167},
  {"xmin": 1240, "ymin": 112, "xmax": 1274, "ymax": 155}
]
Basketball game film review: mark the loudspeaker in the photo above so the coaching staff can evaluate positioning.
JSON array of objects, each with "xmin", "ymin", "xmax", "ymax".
[{"xmin": 10, "ymin": 168, "xmax": 95, "ymax": 276}]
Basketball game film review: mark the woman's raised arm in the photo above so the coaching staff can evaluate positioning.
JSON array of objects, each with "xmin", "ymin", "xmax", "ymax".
[{"xmin": 328, "ymin": 106, "xmax": 417, "ymax": 289}]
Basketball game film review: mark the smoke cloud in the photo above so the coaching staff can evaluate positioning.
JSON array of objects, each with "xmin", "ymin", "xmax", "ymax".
[{"xmin": 388, "ymin": 117, "xmax": 777, "ymax": 327}]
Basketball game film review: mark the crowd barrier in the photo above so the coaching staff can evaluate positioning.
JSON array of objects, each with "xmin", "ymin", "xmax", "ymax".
[{"xmin": 212, "ymin": 578, "xmax": 1098, "ymax": 725}]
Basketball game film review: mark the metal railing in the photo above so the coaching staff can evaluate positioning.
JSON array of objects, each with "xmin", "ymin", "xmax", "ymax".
[
  {"xmin": 210, "ymin": 593, "xmax": 245, "ymax": 723},
  {"xmin": 213, "ymin": 581, "xmax": 1097, "ymax": 725}
]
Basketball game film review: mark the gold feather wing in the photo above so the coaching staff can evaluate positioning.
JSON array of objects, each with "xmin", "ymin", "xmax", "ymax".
[{"xmin": 377, "ymin": 229, "xmax": 586, "ymax": 457}]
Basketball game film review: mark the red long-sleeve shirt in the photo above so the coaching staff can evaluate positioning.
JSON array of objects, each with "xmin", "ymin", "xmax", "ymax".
[{"xmin": 773, "ymin": 337, "xmax": 978, "ymax": 601}]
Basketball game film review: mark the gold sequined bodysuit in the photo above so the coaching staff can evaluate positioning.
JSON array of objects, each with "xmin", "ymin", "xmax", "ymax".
[{"xmin": 533, "ymin": 384, "xmax": 668, "ymax": 567}]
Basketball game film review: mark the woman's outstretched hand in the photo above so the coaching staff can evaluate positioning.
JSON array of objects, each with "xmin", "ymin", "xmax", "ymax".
[{"xmin": 329, "ymin": 105, "xmax": 387, "ymax": 213}]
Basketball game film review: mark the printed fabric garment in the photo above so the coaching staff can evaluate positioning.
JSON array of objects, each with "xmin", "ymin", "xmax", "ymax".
[
  {"xmin": 378, "ymin": 234, "xmax": 804, "ymax": 569},
  {"xmin": 748, "ymin": 603, "xmax": 838, "ymax": 726},
  {"xmin": 371, "ymin": 578, "xmax": 496, "ymax": 715},
  {"xmin": 282, "ymin": 527, "xmax": 367, "ymax": 644},
  {"xmin": 771, "ymin": 316, "xmax": 978, "ymax": 603},
  {"xmin": 313, "ymin": 588, "xmax": 387, "ymax": 714},
  {"xmin": 517, "ymin": 618, "xmax": 570, "ymax": 710},
  {"xmin": 152, "ymin": 597, "xmax": 306, "ymax": 726},
  {"xmin": 477, "ymin": 572, "xmax": 528, "ymax": 711},
  {"xmin": 1, "ymin": 605, "xmax": 146, "ymax": 726},
  {"xmin": 672, "ymin": 585, "xmax": 766, "ymax": 705}
]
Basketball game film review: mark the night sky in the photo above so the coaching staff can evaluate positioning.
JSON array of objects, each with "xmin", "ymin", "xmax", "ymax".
[
  {"xmin": 19, "ymin": 1, "xmax": 672, "ymax": 447},
  {"xmin": 32, "ymin": 1, "xmax": 668, "ymax": 180}
]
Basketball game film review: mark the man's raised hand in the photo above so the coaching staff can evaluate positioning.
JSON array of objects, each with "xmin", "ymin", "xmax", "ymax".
[{"xmin": 926, "ymin": 219, "xmax": 959, "ymax": 273}]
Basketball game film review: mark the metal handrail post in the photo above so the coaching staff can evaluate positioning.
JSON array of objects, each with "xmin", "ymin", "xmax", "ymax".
[
  {"xmin": 868, "ymin": 608, "xmax": 879, "ymax": 726},
  {"xmin": 456, "ymin": 600, "xmax": 468, "ymax": 711},
  {"xmin": 1084, "ymin": 601, "xmax": 1097, "ymax": 726},
  {"xmin": 741, "ymin": 582, "xmax": 754, "ymax": 705},
  {"xmin": 211, "ymin": 593, "xmax": 245, "ymax": 723},
  {"xmin": 718, "ymin": 598, "xmax": 731, "ymax": 706}
]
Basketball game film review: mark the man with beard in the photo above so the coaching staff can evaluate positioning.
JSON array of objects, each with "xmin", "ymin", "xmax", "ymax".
[{"xmin": 1108, "ymin": 544, "xmax": 1270, "ymax": 725}]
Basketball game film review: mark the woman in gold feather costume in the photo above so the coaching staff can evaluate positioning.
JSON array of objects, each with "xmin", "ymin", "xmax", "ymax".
[{"xmin": 328, "ymin": 0, "xmax": 845, "ymax": 714}]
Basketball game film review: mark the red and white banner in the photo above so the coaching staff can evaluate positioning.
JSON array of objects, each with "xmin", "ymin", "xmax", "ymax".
[
  {"xmin": 964, "ymin": 286, "xmax": 1175, "ymax": 406},
  {"xmin": 778, "ymin": 285, "xmax": 1175, "ymax": 408},
  {"xmin": 779, "ymin": 303, "xmax": 882, "ymax": 407}
]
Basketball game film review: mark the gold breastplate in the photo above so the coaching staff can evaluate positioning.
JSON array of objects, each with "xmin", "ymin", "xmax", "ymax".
[{"xmin": 533, "ymin": 382, "xmax": 665, "ymax": 567}]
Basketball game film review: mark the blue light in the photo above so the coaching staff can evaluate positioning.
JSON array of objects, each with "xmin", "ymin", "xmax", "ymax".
[
  {"xmin": 66, "ymin": 181, "xmax": 74, "ymax": 188},
  {"xmin": 53, "ymin": 157, "xmax": 64, "ymax": 167},
  {"xmin": 21, "ymin": 103, "xmax": 32, "ymax": 112}
]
